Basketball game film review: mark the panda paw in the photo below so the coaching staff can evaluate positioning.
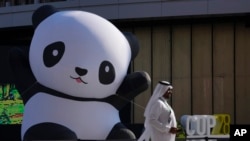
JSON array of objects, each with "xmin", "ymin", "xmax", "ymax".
[
  {"xmin": 116, "ymin": 71, "xmax": 151, "ymax": 99},
  {"xmin": 23, "ymin": 122, "xmax": 77, "ymax": 141},
  {"xmin": 106, "ymin": 122, "xmax": 136, "ymax": 140}
]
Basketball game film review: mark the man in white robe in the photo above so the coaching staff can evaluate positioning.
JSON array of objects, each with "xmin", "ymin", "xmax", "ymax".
[{"xmin": 138, "ymin": 81, "xmax": 179, "ymax": 141}]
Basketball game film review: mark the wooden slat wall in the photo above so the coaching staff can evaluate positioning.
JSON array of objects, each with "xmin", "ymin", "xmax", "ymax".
[
  {"xmin": 212, "ymin": 23, "xmax": 235, "ymax": 123},
  {"xmin": 133, "ymin": 27, "xmax": 152, "ymax": 123},
  {"xmin": 120, "ymin": 21, "xmax": 250, "ymax": 124},
  {"xmin": 152, "ymin": 26, "xmax": 171, "ymax": 91},
  {"xmin": 171, "ymin": 25, "xmax": 192, "ymax": 119},
  {"xmin": 192, "ymin": 24, "xmax": 213, "ymax": 115},
  {"xmin": 235, "ymin": 23, "xmax": 250, "ymax": 124}
]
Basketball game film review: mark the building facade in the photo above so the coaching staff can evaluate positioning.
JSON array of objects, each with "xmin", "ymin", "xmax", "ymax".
[{"xmin": 1, "ymin": 0, "xmax": 250, "ymax": 127}]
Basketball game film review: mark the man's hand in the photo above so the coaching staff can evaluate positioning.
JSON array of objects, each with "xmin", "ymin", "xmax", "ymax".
[{"xmin": 169, "ymin": 127, "xmax": 180, "ymax": 134}]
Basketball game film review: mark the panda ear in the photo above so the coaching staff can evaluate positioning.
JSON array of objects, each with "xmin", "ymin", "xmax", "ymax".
[
  {"xmin": 32, "ymin": 5, "xmax": 58, "ymax": 29},
  {"xmin": 123, "ymin": 32, "xmax": 139, "ymax": 61}
]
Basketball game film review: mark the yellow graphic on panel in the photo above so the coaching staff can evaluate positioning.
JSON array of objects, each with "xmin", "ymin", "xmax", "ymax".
[{"xmin": 212, "ymin": 114, "xmax": 230, "ymax": 135}]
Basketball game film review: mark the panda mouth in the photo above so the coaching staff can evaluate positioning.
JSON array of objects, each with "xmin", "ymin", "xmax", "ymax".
[{"xmin": 70, "ymin": 76, "xmax": 88, "ymax": 84}]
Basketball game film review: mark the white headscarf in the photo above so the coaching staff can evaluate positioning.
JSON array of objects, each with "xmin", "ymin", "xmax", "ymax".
[
  {"xmin": 138, "ymin": 81, "xmax": 173, "ymax": 141},
  {"xmin": 144, "ymin": 81, "xmax": 173, "ymax": 117}
]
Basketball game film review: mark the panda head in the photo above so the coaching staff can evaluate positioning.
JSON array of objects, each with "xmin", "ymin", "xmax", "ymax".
[{"xmin": 30, "ymin": 5, "xmax": 139, "ymax": 98}]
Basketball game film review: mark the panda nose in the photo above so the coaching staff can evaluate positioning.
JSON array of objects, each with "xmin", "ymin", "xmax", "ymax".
[{"xmin": 75, "ymin": 67, "xmax": 88, "ymax": 76}]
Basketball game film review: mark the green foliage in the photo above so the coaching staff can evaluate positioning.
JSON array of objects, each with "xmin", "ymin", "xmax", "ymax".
[
  {"xmin": 176, "ymin": 121, "xmax": 186, "ymax": 138},
  {"xmin": 0, "ymin": 84, "xmax": 24, "ymax": 124}
]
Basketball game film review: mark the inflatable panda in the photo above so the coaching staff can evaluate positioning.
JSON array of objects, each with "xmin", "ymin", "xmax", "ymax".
[{"xmin": 9, "ymin": 5, "xmax": 150, "ymax": 141}]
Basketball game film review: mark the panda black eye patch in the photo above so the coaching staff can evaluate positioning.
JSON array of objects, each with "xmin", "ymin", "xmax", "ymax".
[
  {"xmin": 43, "ymin": 41, "xmax": 65, "ymax": 67},
  {"xmin": 99, "ymin": 61, "xmax": 115, "ymax": 84}
]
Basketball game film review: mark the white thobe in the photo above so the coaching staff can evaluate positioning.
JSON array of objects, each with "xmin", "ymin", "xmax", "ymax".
[{"xmin": 139, "ymin": 97, "xmax": 177, "ymax": 141}]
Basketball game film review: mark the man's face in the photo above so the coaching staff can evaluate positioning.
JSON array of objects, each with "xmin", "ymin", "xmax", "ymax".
[{"xmin": 163, "ymin": 88, "xmax": 173, "ymax": 99}]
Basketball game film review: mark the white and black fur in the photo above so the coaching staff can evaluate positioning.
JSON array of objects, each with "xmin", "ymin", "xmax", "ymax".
[{"xmin": 9, "ymin": 5, "xmax": 150, "ymax": 141}]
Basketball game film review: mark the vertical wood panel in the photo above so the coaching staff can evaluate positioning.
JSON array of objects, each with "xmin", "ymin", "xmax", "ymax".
[
  {"xmin": 172, "ymin": 25, "xmax": 192, "ymax": 121},
  {"xmin": 152, "ymin": 26, "xmax": 171, "ymax": 89},
  {"xmin": 213, "ymin": 23, "xmax": 235, "ymax": 123},
  {"xmin": 235, "ymin": 23, "xmax": 250, "ymax": 124},
  {"xmin": 192, "ymin": 24, "xmax": 213, "ymax": 114},
  {"xmin": 118, "ymin": 21, "xmax": 250, "ymax": 125},
  {"xmin": 133, "ymin": 27, "xmax": 152, "ymax": 123}
]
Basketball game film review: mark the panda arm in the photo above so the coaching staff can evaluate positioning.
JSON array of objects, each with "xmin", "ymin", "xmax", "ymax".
[
  {"xmin": 9, "ymin": 47, "xmax": 36, "ymax": 103},
  {"xmin": 115, "ymin": 71, "xmax": 151, "ymax": 109}
]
